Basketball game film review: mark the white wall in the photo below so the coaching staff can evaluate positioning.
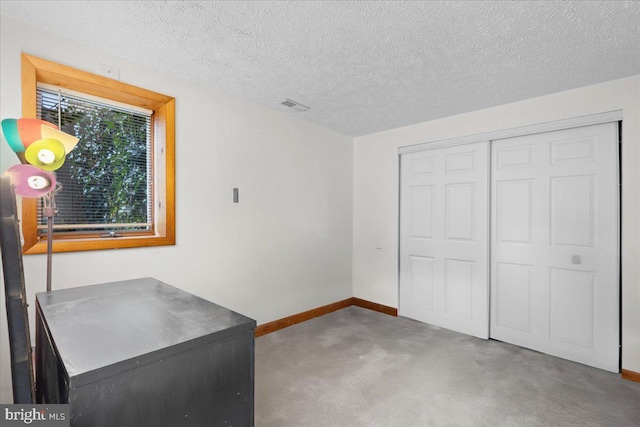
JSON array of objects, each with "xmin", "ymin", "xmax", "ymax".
[
  {"xmin": 353, "ymin": 76, "xmax": 640, "ymax": 373},
  {"xmin": 0, "ymin": 16, "xmax": 353, "ymax": 402}
]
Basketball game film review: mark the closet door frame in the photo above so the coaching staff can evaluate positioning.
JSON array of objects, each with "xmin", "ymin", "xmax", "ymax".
[
  {"xmin": 397, "ymin": 110, "xmax": 621, "ymax": 369},
  {"xmin": 399, "ymin": 111, "xmax": 622, "ymax": 156}
]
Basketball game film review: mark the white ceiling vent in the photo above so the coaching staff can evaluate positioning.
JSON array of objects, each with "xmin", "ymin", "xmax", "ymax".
[{"xmin": 281, "ymin": 99, "xmax": 310, "ymax": 112}]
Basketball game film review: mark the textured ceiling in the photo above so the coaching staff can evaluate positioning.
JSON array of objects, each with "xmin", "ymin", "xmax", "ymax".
[{"xmin": 1, "ymin": 1, "xmax": 639, "ymax": 136}]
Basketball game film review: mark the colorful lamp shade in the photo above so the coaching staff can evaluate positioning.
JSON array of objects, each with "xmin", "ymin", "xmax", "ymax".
[
  {"xmin": 1, "ymin": 118, "xmax": 59, "ymax": 154},
  {"xmin": 5, "ymin": 164, "xmax": 57, "ymax": 198},
  {"xmin": 18, "ymin": 119, "xmax": 59, "ymax": 148},
  {"xmin": 2, "ymin": 117, "xmax": 80, "ymax": 198},
  {"xmin": 25, "ymin": 139, "xmax": 66, "ymax": 171}
]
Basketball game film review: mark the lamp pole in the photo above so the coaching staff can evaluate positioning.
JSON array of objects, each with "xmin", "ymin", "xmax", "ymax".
[{"xmin": 42, "ymin": 192, "xmax": 57, "ymax": 292}]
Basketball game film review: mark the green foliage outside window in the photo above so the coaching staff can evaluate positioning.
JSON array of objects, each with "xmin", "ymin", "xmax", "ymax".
[{"xmin": 37, "ymin": 88, "xmax": 151, "ymax": 234}]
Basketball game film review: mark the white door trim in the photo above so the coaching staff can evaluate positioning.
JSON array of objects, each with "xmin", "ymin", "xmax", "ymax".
[{"xmin": 398, "ymin": 110, "xmax": 622, "ymax": 155}]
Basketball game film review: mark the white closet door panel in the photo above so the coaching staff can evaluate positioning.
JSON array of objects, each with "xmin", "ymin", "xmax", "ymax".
[
  {"xmin": 400, "ymin": 142, "xmax": 489, "ymax": 339},
  {"xmin": 490, "ymin": 122, "xmax": 619, "ymax": 372}
]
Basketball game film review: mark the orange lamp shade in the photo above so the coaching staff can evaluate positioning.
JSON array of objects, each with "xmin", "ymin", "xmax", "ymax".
[{"xmin": 17, "ymin": 118, "xmax": 59, "ymax": 148}]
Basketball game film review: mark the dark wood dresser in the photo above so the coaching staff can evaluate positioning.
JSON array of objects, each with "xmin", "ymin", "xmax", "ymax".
[{"xmin": 35, "ymin": 277, "xmax": 256, "ymax": 426}]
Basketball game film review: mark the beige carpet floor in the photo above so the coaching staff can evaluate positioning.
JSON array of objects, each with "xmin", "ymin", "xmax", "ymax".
[{"xmin": 255, "ymin": 306, "xmax": 640, "ymax": 427}]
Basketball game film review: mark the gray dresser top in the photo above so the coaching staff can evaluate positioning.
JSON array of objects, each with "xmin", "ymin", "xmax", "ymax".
[{"xmin": 36, "ymin": 277, "xmax": 256, "ymax": 388}]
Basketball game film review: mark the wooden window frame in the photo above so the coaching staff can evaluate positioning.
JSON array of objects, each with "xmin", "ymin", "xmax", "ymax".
[{"xmin": 20, "ymin": 53, "xmax": 175, "ymax": 254}]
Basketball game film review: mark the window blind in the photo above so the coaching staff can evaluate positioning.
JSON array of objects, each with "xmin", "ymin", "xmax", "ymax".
[{"xmin": 36, "ymin": 85, "xmax": 153, "ymax": 235}]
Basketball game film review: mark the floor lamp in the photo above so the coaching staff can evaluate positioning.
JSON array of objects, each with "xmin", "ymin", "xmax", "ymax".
[{"xmin": 2, "ymin": 118, "xmax": 79, "ymax": 290}]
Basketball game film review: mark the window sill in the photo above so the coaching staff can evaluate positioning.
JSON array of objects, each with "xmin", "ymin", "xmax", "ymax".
[{"xmin": 23, "ymin": 234, "xmax": 175, "ymax": 254}]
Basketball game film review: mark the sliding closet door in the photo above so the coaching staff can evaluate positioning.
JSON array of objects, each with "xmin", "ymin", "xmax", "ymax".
[
  {"xmin": 400, "ymin": 142, "xmax": 489, "ymax": 339},
  {"xmin": 490, "ymin": 122, "xmax": 619, "ymax": 372}
]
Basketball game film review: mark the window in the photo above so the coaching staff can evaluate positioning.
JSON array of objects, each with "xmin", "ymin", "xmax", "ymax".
[{"xmin": 21, "ymin": 54, "xmax": 175, "ymax": 253}]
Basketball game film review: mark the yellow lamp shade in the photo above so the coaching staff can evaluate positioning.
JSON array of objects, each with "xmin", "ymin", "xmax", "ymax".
[{"xmin": 25, "ymin": 138, "xmax": 66, "ymax": 171}]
